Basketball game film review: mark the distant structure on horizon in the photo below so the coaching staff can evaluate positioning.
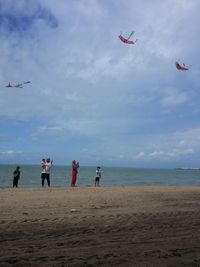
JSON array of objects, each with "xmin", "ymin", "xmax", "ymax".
[{"xmin": 175, "ymin": 167, "xmax": 200, "ymax": 170}]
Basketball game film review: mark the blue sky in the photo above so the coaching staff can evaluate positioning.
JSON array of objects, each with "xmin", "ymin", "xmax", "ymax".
[{"xmin": 0, "ymin": 0, "xmax": 200, "ymax": 167}]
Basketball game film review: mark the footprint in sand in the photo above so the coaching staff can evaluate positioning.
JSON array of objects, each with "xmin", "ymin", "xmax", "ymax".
[
  {"xmin": 31, "ymin": 219, "xmax": 38, "ymax": 222},
  {"xmin": 56, "ymin": 242, "xmax": 65, "ymax": 247}
]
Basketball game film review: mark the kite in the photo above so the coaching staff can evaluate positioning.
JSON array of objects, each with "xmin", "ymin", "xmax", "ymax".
[
  {"xmin": 175, "ymin": 61, "xmax": 189, "ymax": 71},
  {"xmin": 5, "ymin": 81, "xmax": 31, "ymax": 88},
  {"xmin": 118, "ymin": 31, "xmax": 138, "ymax": 45}
]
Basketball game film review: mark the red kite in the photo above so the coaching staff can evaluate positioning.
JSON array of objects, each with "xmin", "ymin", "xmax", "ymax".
[
  {"xmin": 5, "ymin": 81, "xmax": 31, "ymax": 88},
  {"xmin": 175, "ymin": 61, "xmax": 189, "ymax": 71},
  {"xmin": 118, "ymin": 31, "xmax": 137, "ymax": 45}
]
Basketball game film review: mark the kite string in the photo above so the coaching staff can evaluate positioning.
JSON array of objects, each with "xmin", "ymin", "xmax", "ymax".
[{"xmin": 127, "ymin": 31, "xmax": 134, "ymax": 40}]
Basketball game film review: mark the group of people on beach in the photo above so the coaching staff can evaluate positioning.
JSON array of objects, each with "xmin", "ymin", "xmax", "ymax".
[
  {"xmin": 13, "ymin": 160, "xmax": 102, "ymax": 188},
  {"xmin": 40, "ymin": 158, "xmax": 80, "ymax": 187}
]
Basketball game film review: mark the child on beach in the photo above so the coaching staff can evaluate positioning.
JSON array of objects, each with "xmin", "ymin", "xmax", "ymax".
[
  {"xmin": 95, "ymin": 166, "xmax": 101, "ymax": 187},
  {"xmin": 13, "ymin": 166, "xmax": 20, "ymax": 188}
]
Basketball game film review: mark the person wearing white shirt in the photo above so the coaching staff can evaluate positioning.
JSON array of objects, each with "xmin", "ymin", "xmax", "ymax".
[{"xmin": 41, "ymin": 158, "xmax": 53, "ymax": 187}]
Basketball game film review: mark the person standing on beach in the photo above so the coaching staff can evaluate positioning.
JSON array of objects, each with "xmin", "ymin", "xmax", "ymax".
[
  {"xmin": 95, "ymin": 166, "xmax": 101, "ymax": 186},
  {"xmin": 41, "ymin": 158, "xmax": 46, "ymax": 187},
  {"xmin": 71, "ymin": 160, "xmax": 79, "ymax": 186},
  {"xmin": 41, "ymin": 158, "xmax": 53, "ymax": 187},
  {"xmin": 45, "ymin": 158, "xmax": 53, "ymax": 187},
  {"xmin": 13, "ymin": 166, "xmax": 20, "ymax": 188}
]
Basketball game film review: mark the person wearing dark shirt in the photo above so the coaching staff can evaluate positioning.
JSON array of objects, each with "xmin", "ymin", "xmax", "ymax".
[
  {"xmin": 13, "ymin": 166, "xmax": 20, "ymax": 188},
  {"xmin": 95, "ymin": 166, "xmax": 101, "ymax": 186}
]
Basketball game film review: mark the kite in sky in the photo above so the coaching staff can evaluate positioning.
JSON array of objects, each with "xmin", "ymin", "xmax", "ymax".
[
  {"xmin": 175, "ymin": 61, "xmax": 189, "ymax": 71},
  {"xmin": 5, "ymin": 81, "xmax": 31, "ymax": 88},
  {"xmin": 118, "ymin": 31, "xmax": 138, "ymax": 45}
]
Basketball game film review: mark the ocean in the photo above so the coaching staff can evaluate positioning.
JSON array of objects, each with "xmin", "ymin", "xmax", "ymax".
[{"xmin": 0, "ymin": 164, "xmax": 200, "ymax": 188}]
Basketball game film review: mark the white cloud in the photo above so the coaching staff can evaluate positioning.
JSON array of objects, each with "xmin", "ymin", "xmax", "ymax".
[
  {"xmin": 38, "ymin": 126, "xmax": 64, "ymax": 134},
  {"xmin": 0, "ymin": 150, "xmax": 22, "ymax": 156},
  {"xmin": 136, "ymin": 151, "xmax": 145, "ymax": 158},
  {"xmin": 133, "ymin": 127, "xmax": 199, "ymax": 162},
  {"xmin": 161, "ymin": 88, "xmax": 189, "ymax": 109}
]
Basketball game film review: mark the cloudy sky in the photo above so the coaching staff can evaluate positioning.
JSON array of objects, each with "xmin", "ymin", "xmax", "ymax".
[{"xmin": 0, "ymin": 0, "xmax": 200, "ymax": 167}]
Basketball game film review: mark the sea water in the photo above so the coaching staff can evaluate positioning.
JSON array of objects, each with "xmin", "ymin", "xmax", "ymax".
[{"xmin": 0, "ymin": 164, "xmax": 200, "ymax": 188}]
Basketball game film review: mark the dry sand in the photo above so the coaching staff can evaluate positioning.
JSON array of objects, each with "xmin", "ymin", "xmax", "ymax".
[{"xmin": 1, "ymin": 186, "xmax": 200, "ymax": 266}]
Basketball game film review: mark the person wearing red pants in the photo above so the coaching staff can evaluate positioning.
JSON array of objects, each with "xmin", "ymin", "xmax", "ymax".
[{"xmin": 71, "ymin": 160, "xmax": 79, "ymax": 186}]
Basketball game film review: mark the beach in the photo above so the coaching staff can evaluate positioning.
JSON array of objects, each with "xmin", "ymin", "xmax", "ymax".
[{"xmin": 1, "ymin": 186, "xmax": 200, "ymax": 266}]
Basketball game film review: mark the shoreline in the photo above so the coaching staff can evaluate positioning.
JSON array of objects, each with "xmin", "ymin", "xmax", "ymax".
[
  {"xmin": 1, "ymin": 186, "xmax": 200, "ymax": 266},
  {"xmin": 1, "ymin": 184, "xmax": 200, "ymax": 189}
]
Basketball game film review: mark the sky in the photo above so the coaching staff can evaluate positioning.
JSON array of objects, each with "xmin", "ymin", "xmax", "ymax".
[{"xmin": 0, "ymin": 0, "xmax": 200, "ymax": 168}]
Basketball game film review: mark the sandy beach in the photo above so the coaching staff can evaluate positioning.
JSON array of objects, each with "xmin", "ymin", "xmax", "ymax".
[{"xmin": 1, "ymin": 186, "xmax": 200, "ymax": 266}]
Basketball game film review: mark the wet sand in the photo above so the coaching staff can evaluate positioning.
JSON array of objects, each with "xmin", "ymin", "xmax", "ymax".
[{"xmin": 1, "ymin": 186, "xmax": 200, "ymax": 266}]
